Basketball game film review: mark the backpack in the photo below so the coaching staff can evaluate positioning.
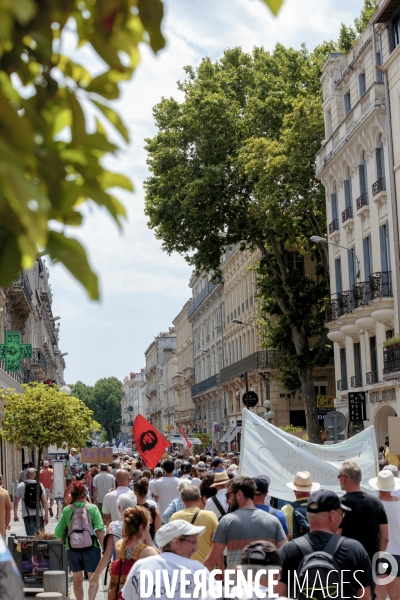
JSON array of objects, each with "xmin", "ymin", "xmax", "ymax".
[
  {"xmin": 24, "ymin": 481, "xmax": 38, "ymax": 510},
  {"xmin": 109, "ymin": 541, "xmax": 148, "ymax": 600},
  {"xmin": 292, "ymin": 500, "xmax": 310, "ymax": 538},
  {"xmin": 67, "ymin": 503, "xmax": 95, "ymax": 550},
  {"xmin": 293, "ymin": 534, "xmax": 345, "ymax": 600}
]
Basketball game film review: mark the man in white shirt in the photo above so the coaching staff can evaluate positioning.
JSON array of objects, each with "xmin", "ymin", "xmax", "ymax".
[
  {"xmin": 102, "ymin": 470, "xmax": 133, "ymax": 524},
  {"xmin": 153, "ymin": 459, "xmax": 179, "ymax": 523},
  {"xmin": 69, "ymin": 448, "xmax": 79, "ymax": 477},
  {"xmin": 93, "ymin": 464, "xmax": 115, "ymax": 513},
  {"xmin": 121, "ymin": 520, "xmax": 209, "ymax": 600},
  {"xmin": 205, "ymin": 472, "xmax": 229, "ymax": 519}
]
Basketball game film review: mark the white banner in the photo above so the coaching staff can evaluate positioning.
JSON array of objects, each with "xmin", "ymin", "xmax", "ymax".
[{"xmin": 239, "ymin": 408, "xmax": 379, "ymax": 501}]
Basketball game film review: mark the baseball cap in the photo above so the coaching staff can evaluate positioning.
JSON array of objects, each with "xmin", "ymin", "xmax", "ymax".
[
  {"xmin": 100, "ymin": 463, "xmax": 108, "ymax": 471},
  {"xmin": 212, "ymin": 457, "xmax": 223, "ymax": 467},
  {"xmin": 253, "ymin": 476, "xmax": 270, "ymax": 494},
  {"xmin": 155, "ymin": 519, "xmax": 205, "ymax": 548},
  {"xmin": 307, "ymin": 490, "xmax": 351, "ymax": 513},
  {"xmin": 154, "ymin": 467, "xmax": 163, "ymax": 476}
]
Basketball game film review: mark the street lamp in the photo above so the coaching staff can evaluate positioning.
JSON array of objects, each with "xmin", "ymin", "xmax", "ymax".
[
  {"xmin": 59, "ymin": 385, "xmax": 72, "ymax": 395},
  {"xmin": 310, "ymin": 236, "xmax": 361, "ymax": 279},
  {"xmin": 263, "ymin": 399, "xmax": 275, "ymax": 422},
  {"xmin": 231, "ymin": 319, "xmax": 261, "ymax": 330}
]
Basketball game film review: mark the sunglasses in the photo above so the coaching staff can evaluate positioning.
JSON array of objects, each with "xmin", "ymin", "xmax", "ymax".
[
  {"xmin": 179, "ymin": 537, "xmax": 198, "ymax": 545},
  {"xmin": 225, "ymin": 491, "xmax": 235, "ymax": 499}
]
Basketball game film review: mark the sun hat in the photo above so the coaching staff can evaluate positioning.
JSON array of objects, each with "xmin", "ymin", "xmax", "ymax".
[
  {"xmin": 196, "ymin": 461, "xmax": 207, "ymax": 471},
  {"xmin": 286, "ymin": 471, "xmax": 320, "ymax": 492},
  {"xmin": 369, "ymin": 469, "xmax": 400, "ymax": 491},
  {"xmin": 307, "ymin": 490, "xmax": 351, "ymax": 513},
  {"xmin": 383, "ymin": 464, "xmax": 399, "ymax": 477},
  {"xmin": 155, "ymin": 519, "xmax": 205, "ymax": 548},
  {"xmin": 210, "ymin": 472, "xmax": 230, "ymax": 487}
]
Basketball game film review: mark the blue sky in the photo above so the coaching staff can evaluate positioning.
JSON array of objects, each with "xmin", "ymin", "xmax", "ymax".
[{"xmin": 48, "ymin": 0, "xmax": 363, "ymax": 385}]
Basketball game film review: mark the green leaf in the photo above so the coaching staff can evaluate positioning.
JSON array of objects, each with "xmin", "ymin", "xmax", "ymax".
[
  {"xmin": 85, "ymin": 72, "xmax": 120, "ymax": 100},
  {"xmin": 259, "ymin": 0, "xmax": 284, "ymax": 16},
  {"xmin": 12, "ymin": 0, "xmax": 37, "ymax": 25},
  {"xmin": 0, "ymin": 226, "xmax": 22, "ymax": 286},
  {"xmin": 69, "ymin": 93, "xmax": 86, "ymax": 147},
  {"xmin": 91, "ymin": 99, "xmax": 129, "ymax": 142},
  {"xmin": 138, "ymin": 0, "xmax": 166, "ymax": 53},
  {"xmin": 101, "ymin": 171, "xmax": 133, "ymax": 191},
  {"xmin": 46, "ymin": 231, "xmax": 99, "ymax": 300}
]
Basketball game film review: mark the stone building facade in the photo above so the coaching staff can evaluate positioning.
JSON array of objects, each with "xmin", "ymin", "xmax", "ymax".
[
  {"xmin": 121, "ymin": 371, "xmax": 146, "ymax": 444},
  {"xmin": 316, "ymin": 3, "xmax": 400, "ymax": 445},
  {"xmin": 144, "ymin": 329, "xmax": 176, "ymax": 432},
  {"xmin": 173, "ymin": 301, "xmax": 195, "ymax": 433}
]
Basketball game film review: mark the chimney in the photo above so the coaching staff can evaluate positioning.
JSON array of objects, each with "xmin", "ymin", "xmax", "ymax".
[{"xmin": 130, "ymin": 372, "xmax": 135, "ymax": 379}]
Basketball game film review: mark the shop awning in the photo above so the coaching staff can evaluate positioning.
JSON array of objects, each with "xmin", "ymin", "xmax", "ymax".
[
  {"xmin": 219, "ymin": 427, "xmax": 234, "ymax": 443},
  {"xmin": 225, "ymin": 426, "xmax": 241, "ymax": 443}
]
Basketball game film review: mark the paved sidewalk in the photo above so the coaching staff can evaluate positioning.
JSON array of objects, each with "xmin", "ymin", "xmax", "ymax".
[{"xmin": 8, "ymin": 504, "xmax": 108, "ymax": 599}]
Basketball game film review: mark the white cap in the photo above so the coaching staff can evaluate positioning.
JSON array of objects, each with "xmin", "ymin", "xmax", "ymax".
[{"xmin": 155, "ymin": 519, "xmax": 205, "ymax": 548}]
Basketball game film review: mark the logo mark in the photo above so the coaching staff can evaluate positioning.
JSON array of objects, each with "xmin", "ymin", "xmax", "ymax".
[{"xmin": 372, "ymin": 552, "xmax": 398, "ymax": 585}]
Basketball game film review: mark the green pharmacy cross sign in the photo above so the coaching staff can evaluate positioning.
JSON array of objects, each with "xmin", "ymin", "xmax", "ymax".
[{"xmin": 0, "ymin": 332, "xmax": 32, "ymax": 371}]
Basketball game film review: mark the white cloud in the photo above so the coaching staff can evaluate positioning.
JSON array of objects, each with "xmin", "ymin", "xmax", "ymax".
[{"xmin": 48, "ymin": 0, "xmax": 364, "ymax": 385}]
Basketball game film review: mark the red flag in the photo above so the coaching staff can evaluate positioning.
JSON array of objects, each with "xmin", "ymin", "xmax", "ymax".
[
  {"xmin": 180, "ymin": 428, "xmax": 192, "ymax": 449},
  {"xmin": 133, "ymin": 415, "xmax": 170, "ymax": 469}
]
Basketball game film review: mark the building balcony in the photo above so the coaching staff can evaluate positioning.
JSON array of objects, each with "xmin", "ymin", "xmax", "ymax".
[
  {"xmin": 187, "ymin": 278, "xmax": 222, "ymax": 318},
  {"xmin": 220, "ymin": 350, "xmax": 280, "ymax": 383},
  {"xmin": 350, "ymin": 375, "xmax": 363, "ymax": 388},
  {"xmin": 145, "ymin": 386, "xmax": 157, "ymax": 398},
  {"xmin": 30, "ymin": 348, "xmax": 48, "ymax": 379},
  {"xmin": 337, "ymin": 379, "xmax": 348, "ymax": 391},
  {"xmin": 383, "ymin": 346, "xmax": 400, "ymax": 379},
  {"xmin": 353, "ymin": 282, "xmax": 370, "ymax": 308},
  {"xmin": 325, "ymin": 300, "xmax": 338, "ymax": 323},
  {"xmin": 191, "ymin": 374, "xmax": 221, "ymax": 397},
  {"xmin": 7, "ymin": 272, "xmax": 33, "ymax": 318},
  {"xmin": 356, "ymin": 193, "xmax": 369, "ymax": 210},
  {"xmin": 366, "ymin": 371, "xmax": 378, "ymax": 384},
  {"xmin": 372, "ymin": 178, "xmax": 386, "ymax": 196},
  {"xmin": 329, "ymin": 219, "xmax": 339, "ymax": 234},
  {"xmin": 337, "ymin": 291, "xmax": 353, "ymax": 316},
  {"xmin": 370, "ymin": 272, "xmax": 392, "ymax": 300},
  {"xmin": 0, "ymin": 359, "xmax": 35, "ymax": 384},
  {"xmin": 342, "ymin": 206, "xmax": 353, "ymax": 223}
]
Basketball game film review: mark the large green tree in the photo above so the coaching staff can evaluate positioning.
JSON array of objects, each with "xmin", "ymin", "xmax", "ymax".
[
  {"xmin": 1, "ymin": 382, "xmax": 99, "ymax": 530},
  {"xmin": 0, "ymin": 0, "xmax": 283, "ymax": 299},
  {"xmin": 144, "ymin": 44, "xmax": 335, "ymax": 443},
  {"xmin": 72, "ymin": 376, "xmax": 122, "ymax": 441}
]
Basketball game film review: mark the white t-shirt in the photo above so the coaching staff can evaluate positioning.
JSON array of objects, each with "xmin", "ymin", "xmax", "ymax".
[
  {"xmin": 181, "ymin": 474, "xmax": 201, "ymax": 488},
  {"xmin": 205, "ymin": 488, "xmax": 229, "ymax": 519},
  {"xmin": 153, "ymin": 477, "xmax": 179, "ymax": 517},
  {"xmin": 102, "ymin": 486, "xmax": 131, "ymax": 521},
  {"xmin": 121, "ymin": 552, "xmax": 209, "ymax": 600},
  {"xmin": 382, "ymin": 500, "xmax": 400, "ymax": 554}
]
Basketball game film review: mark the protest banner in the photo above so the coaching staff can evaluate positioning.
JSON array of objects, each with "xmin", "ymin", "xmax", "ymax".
[
  {"xmin": 80, "ymin": 447, "xmax": 113, "ymax": 464},
  {"xmin": 239, "ymin": 408, "xmax": 378, "ymax": 501}
]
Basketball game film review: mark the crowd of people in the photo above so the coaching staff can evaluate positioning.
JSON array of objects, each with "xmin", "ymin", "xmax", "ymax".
[{"xmin": 4, "ymin": 448, "xmax": 400, "ymax": 600}]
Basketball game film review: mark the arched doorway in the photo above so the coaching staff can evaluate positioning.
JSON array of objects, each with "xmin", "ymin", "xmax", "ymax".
[{"xmin": 374, "ymin": 404, "xmax": 397, "ymax": 448}]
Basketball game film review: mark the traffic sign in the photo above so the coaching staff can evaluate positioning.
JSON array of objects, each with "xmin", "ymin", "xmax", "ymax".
[
  {"xmin": 243, "ymin": 391, "xmax": 258, "ymax": 407},
  {"xmin": 324, "ymin": 410, "xmax": 346, "ymax": 433},
  {"xmin": 326, "ymin": 434, "xmax": 345, "ymax": 441}
]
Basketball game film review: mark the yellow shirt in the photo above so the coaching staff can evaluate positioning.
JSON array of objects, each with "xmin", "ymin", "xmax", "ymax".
[
  {"xmin": 282, "ymin": 496, "xmax": 309, "ymax": 538},
  {"xmin": 0, "ymin": 488, "xmax": 11, "ymax": 537},
  {"xmin": 170, "ymin": 507, "xmax": 218, "ymax": 563},
  {"xmin": 383, "ymin": 447, "xmax": 400, "ymax": 467}
]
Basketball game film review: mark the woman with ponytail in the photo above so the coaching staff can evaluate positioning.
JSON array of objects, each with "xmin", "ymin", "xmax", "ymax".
[{"xmin": 106, "ymin": 506, "xmax": 158, "ymax": 600}]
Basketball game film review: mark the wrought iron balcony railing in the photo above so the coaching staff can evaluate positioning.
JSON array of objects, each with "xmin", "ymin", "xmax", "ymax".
[
  {"xmin": 342, "ymin": 206, "xmax": 353, "ymax": 222},
  {"xmin": 325, "ymin": 300, "xmax": 338, "ymax": 322},
  {"xmin": 366, "ymin": 371, "xmax": 378, "ymax": 384},
  {"xmin": 351, "ymin": 375, "xmax": 363, "ymax": 388},
  {"xmin": 220, "ymin": 350, "xmax": 281, "ymax": 383},
  {"xmin": 372, "ymin": 178, "xmax": 386, "ymax": 196},
  {"xmin": 356, "ymin": 193, "xmax": 369, "ymax": 210},
  {"xmin": 370, "ymin": 271, "xmax": 392, "ymax": 299},
  {"xmin": 383, "ymin": 346, "xmax": 400, "ymax": 375},
  {"xmin": 329, "ymin": 219, "xmax": 339, "ymax": 234},
  {"xmin": 353, "ymin": 281, "xmax": 370, "ymax": 308},
  {"xmin": 337, "ymin": 291, "xmax": 353, "ymax": 316},
  {"xmin": 337, "ymin": 379, "xmax": 348, "ymax": 391},
  {"xmin": 31, "ymin": 348, "xmax": 47, "ymax": 374},
  {"xmin": 191, "ymin": 373, "xmax": 221, "ymax": 396},
  {"xmin": 13, "ymin": 271, "xmax": 33, "ymax": 302}
]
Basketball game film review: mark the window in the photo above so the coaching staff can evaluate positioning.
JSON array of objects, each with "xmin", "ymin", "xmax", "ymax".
[
  {"xmin": 348, "ymin": 247, "xmax": 357, "ymax": 289},
  {"xmin": 379, "ymin": 222, "xmax": 391, "ymax": 272},
  {"xmin": 376, "ymin": 50, "xmax": 384, "ymax": 83},
  {"xmin": 344, "ymin": 171, "xmax": 353, "ymax": 210},
  {"xmin": 354, "ymin": 342, "xmax": 362, "ymax": 387},
  {"xmin": 287, "ymin": 252, "xmax": 305, "ymax": 277},
  {"xmin": 340, "ymin": 348, "xmax": 348, "ymax": 389},
  {"xmin": 359, "ymin": 73, "xmax": 366, "ymax": 97},
  {"xmin": 335, "ymin": 258, "xmax": 343, "ymax": 294},
  {"xmin": 376, "ymin": 136, "xmax": 385, "ymax": 182},
  {"xmin": 392, "ymin": 15, "xmax": 400, "ymax": 50},
  {"xmin": 359, "ymin": 152, "xmax": 368, "ymax": 202},
  {"xmin": 363, "ymin": 235, "xmax": 373, "ymax": 279},
  {"xmin": 344, "ymin": 92, "xmax": 351, "ymax": 115},
  {"xmin": 331, "ymin": 189, "xmax": 339, "ymax": 226}
]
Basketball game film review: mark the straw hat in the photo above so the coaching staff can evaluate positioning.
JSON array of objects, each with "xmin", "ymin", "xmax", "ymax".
[
  {"xmin": 369, "ymin": 469, "xmax": 400, "ymax": 491},
  {"xmin": 210, "ymin": 472, "xmax": 230, "ymax": 487},
  {"xmin": 286, "ymin": 471, "xmax": 320, "ymax": 492}
]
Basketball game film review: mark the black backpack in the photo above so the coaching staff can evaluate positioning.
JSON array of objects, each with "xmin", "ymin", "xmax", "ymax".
[
  {"xmin": 24, "ymin": 481, "xmax": 37, "ymax": 510},
  {"xmin": 292, "ymin": 500, "xmax": 310, "ymax": 538},
  {"xmin": 292, "ymin": 534, "xmax": 345, "ymax": 600}
]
